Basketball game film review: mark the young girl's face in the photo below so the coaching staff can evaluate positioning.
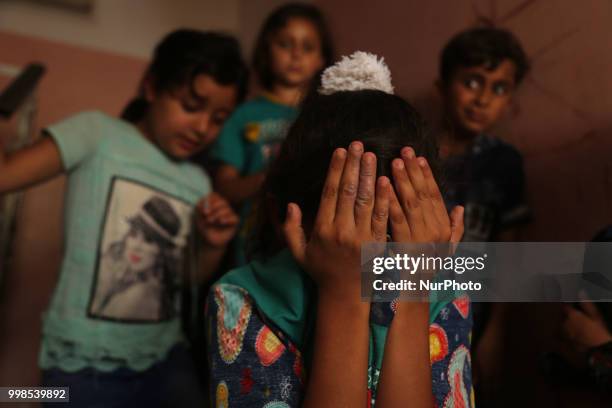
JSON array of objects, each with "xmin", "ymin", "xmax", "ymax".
[
  {"xmin": 269, "ymin": 17, "xmax": 325, "ymax": 89},
  {"xmin": 143, "ymin": 74, "xmax": 237, "ymax": 159}
]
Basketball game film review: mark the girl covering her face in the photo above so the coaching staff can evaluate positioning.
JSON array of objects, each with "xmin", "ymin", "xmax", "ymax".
[{"xmin": 207, "ymin": 52, "xmax": 471, "ymax": 408}]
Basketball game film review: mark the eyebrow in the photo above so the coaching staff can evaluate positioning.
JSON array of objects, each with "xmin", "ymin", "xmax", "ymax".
[
  {"xmin": 188, "ymin": 89, "xmax": 207, "ymax": 104},
  {"xmin": 462, "ymin": 72, "xmax": 485, "ymax": 80},
  {"xmin": 463, "ymin": 70, "xmax": 514, "ymax": 84},
  {"xmin": 184, "ymin": 80, "xmax": 210, "ymax": 102}
]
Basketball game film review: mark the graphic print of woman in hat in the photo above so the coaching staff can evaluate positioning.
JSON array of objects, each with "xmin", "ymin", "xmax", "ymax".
[{"xmin": 90, "ymin": 195, "xmax": 184, "ymax": 322}]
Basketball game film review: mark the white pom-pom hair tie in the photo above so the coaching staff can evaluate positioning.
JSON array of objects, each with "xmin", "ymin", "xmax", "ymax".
[{"xmin": 319, "ymin": 51, "xmax": 394, "ymax": 95}]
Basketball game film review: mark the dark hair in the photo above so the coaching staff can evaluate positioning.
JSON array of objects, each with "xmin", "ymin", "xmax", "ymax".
[
  {"xmin": 252, "ymin": 3, "xmax": 334, "ymax": 90},
  {"xmin": 122, "ymin": 29, "xmax": 249, "ymax": 122},
  {"xmin": 250, "ymin": 90, "xmax": 438, "ymax": 257},
  {"xmin": 439, "ymin": 27, "xmax": 529, "ymax": 87}
]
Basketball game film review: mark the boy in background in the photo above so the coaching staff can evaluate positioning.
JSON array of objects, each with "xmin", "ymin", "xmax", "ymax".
[
  {"xmin": 437, "ymin": 27, "xmax": 530, "ymax": 242},
  {"xmin": 436, "ymin": 27, "xmax": 531, "ymax": 406}
]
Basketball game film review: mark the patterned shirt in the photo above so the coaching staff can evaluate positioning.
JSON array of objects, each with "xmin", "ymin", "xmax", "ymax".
[{"xmin": 206, "ymin": 283, "xmax": 474, "ymax": 407}]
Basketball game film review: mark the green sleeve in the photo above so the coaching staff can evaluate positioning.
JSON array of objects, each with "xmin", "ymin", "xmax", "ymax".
[{"xmin": 45, "ymin": 111, "xmax": 105, "ymax": 171}]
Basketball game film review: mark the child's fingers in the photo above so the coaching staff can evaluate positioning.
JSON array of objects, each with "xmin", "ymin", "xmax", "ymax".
[
  {"xmin": 205, "ymin": 207, "xmax": 237, "ymax": 225},
  {"xmin": 388, "ymin": 186, "xmax": 411, "ymax": 242},
  {"xmin": 217, "ymin": 213, "xmax": 238, "ymax": 226},
  {"xmin": 315, "ymin": 148, "xmax": 347, "ymax": 228},
  {"xmin": 419, "ymin": 154, "xmax": 450, "ymax": 233},
  {"xmin": 201, "ymin": 196, "xmax": 234, "ymax": 219},
  {"xmin": 196, "ymin": 197, "xmax": 209, "ymax": 215},
  {"xmin": 561, "ymin": 304, "xmax": 574, "ymax": 317},
  {"xmin": 371, "ymin": 176, "xmax": 390, "ymax": 242},
  {"xmin": 561, "ymin": 307, "xmax": 580, "ymax": 338},
  {"xmin": 408, "ymin": 159, "xmax": 429, "ymax": 201},
  {"xmin": 391, "ymin": 158, "xmax": 417, "ymax": 208},
  {"xmin": 392, "ymin": 158, "xmax": 426, "ymax": 239},
  {"xmin": 283, "ymin": 203, "xmax": 307, "ymax": 265},
  {"xmin": 401, "ymin": 148, "xmax": 427, "ymax": 201},
  {"xmin": 355, "ymin": 152, "xmax": 377, "ymax": 232},
  {"xmin": 205, "ymin": 191, "xmax": 220, "ymax": 202},
  {"xmin": 218, "ymin": 211, "xmax": 239, "ymax": 226},
  {"xmin": 449, "ymin": 206, "xmax": 465, "ymax": 244},
  {"xmin": 577, "ymin": 300, "xmax": 603, "ymax": 321},
  {"xmin": 199, "ymin": 192, "xmax": 227, "ymax": 215},
  {"xmin": 403, "ymin": 150, "xmax": 437, "ymax": 232},
  {"xmin": 202, "ymin": 200, "xmax": 227, "ymax": 217},
  {"xmin": 335, "ymin": 141, "xmax": 363, "ymax": 226}
]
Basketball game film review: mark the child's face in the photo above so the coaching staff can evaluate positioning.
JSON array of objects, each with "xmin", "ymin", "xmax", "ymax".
[
  {"xmin": 143, "ymin": 74, "xmax": 237, "ymax": 159},
  {"xmin": 269, "ymin": 17, "xmax": 325, "ymax": 89},
  {"xmin": 443, "ymin": 59, "xmax": 517, "ymax": 135}
]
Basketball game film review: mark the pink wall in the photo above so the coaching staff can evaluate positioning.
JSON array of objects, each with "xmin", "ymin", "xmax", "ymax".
[
  {"xmin": 315, "ymin": 0, "xmax": 612, "ymax": 241},
  {"xmin": 0, "ymin": 30, "xmax": 146, "ymax": 391},
  {"xmin": 0, "ymin": 31, "xmax": 146, "ymax": 124}
]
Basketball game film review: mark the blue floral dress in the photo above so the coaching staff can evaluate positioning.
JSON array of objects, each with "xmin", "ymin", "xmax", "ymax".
[{"xmin": 206, "ymin": 251, "xmax": 474, "ymax": 407}]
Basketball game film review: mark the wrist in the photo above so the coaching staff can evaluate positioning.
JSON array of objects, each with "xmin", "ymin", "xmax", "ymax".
[
  {"xmin": 318, "ymin": 287, "xmax": 370, "ymax": 317},
  {"xmin": 394, "ymin": 301, "xmax": 430, "ymax": 324}
]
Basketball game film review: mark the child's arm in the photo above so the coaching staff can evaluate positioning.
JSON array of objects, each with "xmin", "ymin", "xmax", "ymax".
[
  {"xmin": 304, "ymin": 292, "xmax": 370, "ymax": 407},
  {"xmin": 193, "ymin": 193, "xmax": 239, "ymax": 283},
  {"xmin": 0, "ymin": 137, "xmax": 63, "ymax": 194},
  {"xmin": 283, "ymin": 142, "xmax": 390, "ymax": 407},
  {"xmin": 214, "ymin": 164, "xmax": 266, "ymax": 206},
  {"xmin": 210, "ymin": 107, "xmax": 266, "ymax": 206},
  {"xmin": 375, "ymin": 148, "xmax": 464, "ymax": 407}
]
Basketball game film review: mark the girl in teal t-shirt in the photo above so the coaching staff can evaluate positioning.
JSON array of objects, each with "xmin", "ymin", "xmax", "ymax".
[
  {"xmin": 0, "ymin": 30, "xmax": 248, "ymax": 406},
  {"xmin": 212, "ymin": 3, "xmax": 334, "ymax": 266}
]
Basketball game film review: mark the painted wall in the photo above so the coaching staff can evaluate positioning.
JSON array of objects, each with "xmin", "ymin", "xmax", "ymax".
[
  {"xmin": 0, "ymin": 30, "xmax": 147, "ymax": 394},
  {"xmin": 0, "ymin": 0, "xmax": 240, "ymax": 58}
]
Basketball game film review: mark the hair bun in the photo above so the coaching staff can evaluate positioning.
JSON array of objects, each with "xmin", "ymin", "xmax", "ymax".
[{"xmin": 319, "ymin": 51, "xmax": 394, "ymax": 95}]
